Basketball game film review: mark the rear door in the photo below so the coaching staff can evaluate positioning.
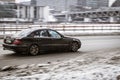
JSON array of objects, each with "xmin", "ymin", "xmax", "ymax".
[
  {"xmin": 38, "ymin": 30, "xmax": 52, "ymax": 50},
  {"xmin": 27, "ymin": 29, "xmax": 52, "ymax": 50}
]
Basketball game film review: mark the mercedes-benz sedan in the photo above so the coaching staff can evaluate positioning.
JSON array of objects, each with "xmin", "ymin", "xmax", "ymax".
[{"xmin": 3, "ymin": 28, "xmax": 81, "ymax": 55}]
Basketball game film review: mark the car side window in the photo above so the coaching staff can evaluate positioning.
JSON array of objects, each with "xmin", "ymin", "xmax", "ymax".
[
  {"xmin": 29, "ymin": 31, "xmax": 40, "ymax": 38},
  {"xmin": 28, "ymin": 30, "xmax": 48, "ymax": 38},
  {"xmin": 48, "ymin": 30, "xmax": 61, "ymax": 38},
  {"xmin": 40, "ymin": 30, "xmax": 48, "ymax": 37}
]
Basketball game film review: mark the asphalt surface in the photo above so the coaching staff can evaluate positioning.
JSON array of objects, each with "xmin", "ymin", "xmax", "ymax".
[{"xmin": 0, "ymin": 36, "xmax": 120, "ymax": 68}]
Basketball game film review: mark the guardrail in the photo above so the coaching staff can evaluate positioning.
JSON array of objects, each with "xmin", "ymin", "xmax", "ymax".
[{"xmin": 0, "ymin": 24, "xmax": 120, "ymax": 36}]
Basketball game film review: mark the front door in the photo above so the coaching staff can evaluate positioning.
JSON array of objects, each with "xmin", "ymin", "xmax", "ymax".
[{"xmin": 47, "ymin": 30, "xmax": 69, "ymax": 50}]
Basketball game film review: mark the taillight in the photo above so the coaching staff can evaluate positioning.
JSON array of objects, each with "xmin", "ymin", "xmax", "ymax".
[{"xmin": 13, "ymin": 39, "xmax": 22, "ymax": 45}]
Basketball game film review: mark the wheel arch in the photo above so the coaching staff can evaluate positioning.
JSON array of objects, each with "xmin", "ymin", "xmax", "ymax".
[{"xmin": 29, "ymin": 43, "xmax": 39, "ymax": 47}]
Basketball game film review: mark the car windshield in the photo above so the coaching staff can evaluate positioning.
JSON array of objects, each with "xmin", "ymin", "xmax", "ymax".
[{"xmin": 13, "ymin": 29, "xmax": 33, "ymax": 37}]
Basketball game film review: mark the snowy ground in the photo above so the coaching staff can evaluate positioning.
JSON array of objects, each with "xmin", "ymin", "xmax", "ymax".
[{"xmin": 0, "ymin": 48, "xmax": 120, "ymax": 80}]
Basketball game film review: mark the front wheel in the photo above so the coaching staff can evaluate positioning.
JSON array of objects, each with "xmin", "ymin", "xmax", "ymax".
[
  {"xmin": 70, "ymin": 42, "xmax": 79, "ymax": 52},
  {"xmin": 29, "ymin": 45, "xmax": 39, "ymax": 56}
]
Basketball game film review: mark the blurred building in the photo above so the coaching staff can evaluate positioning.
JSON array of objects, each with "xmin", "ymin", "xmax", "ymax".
[
  {"xmin": 31, "ymin": 0, "xmax": 78, "ymax": 12},
  {"xmin": 70, "ymin": 0, "xmax": 109, "ymax": 12},
  {"xmin": 0, "ymin": 0, "xmax": 16, "ymax": 18},
  {"xmin": 31, "ymin": 0, "xmax": 36, "ymax": 5},
  {"xmin": 0, "ymin": 0, "xmax": 53, "ymax": 23},
  {"xmin": 112, "ymin": 0, "xmax": 120, "ymax": 7},
  {"xmin": 88, "ymin": 0, "xmax": 108, "ymax": 9},
  {"xmin": 77, "ymin": 0, "xmax": 109, "ymax": 9},
  {"xmin": 0, "ymin": 0, "xmax": 15, "ymax": 3},
  {"xmin": 77, "ymin": 0, "xmax": 86, "ymax": 6}
]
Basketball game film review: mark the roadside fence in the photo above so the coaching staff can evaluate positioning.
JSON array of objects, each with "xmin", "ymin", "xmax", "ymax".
[{"xmin": 0, "ymin": 23, "xmax": 120, "ymax": 36}]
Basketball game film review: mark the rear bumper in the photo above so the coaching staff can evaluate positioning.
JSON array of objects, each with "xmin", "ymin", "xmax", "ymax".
[{"xmin": 3, "ymin": 44, "xmax": 28, "ymax": 52}]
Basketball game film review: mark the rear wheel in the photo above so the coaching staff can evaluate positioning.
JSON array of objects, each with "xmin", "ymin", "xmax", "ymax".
[
  {"xmin": 71, "ymin": 42, "xmax": 79, "ymax": 52},
  {"xmin": 29, "ymin": 45, "xmax": 39, "ymax": 56}
]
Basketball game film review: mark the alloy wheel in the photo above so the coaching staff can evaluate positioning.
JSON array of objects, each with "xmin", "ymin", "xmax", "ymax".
[
  {"xmin": 29, "ymin": 45, "xmax": 39, "ymax": 56},
  {"xmin": 71, "ymin": 42, "xmax": 79, "ymax": 52}
]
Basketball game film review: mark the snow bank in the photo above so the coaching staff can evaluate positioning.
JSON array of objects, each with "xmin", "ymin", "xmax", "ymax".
[{"xmin": 1, "ymin": 65, "xmax": 120, "ymax": 80}]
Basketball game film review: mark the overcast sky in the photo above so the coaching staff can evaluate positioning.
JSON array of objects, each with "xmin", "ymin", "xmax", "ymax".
[{"xmin": 16, "ymin": 0, "xmax": 116, "ymax": 6}]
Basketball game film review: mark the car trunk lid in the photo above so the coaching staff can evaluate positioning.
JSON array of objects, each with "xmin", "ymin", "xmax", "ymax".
[{"xmin": 4, "ymin": 36, "xmax": 21, "ymax": 44}]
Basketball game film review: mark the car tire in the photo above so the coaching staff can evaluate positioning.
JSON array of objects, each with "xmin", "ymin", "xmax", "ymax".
[
  {"xmin": 29, "ymin": 44, "xmax": 39, "ymax": 56},
  {"xmin": 71, "ymin": 42, "xmax": 79, "ymax": 52}
]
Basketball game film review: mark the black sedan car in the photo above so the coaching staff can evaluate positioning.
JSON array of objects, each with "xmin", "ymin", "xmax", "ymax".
[{"xmin": 3, "ymin": 28, "xmax": 81, "ymax": 55}]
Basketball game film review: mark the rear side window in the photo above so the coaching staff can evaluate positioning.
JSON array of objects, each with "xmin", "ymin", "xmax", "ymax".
[
  {"xmin": 40, "ymin": 30, "xmax": 48, "ymax": 37},
  {"xmin": 28, "ymin": 30, "xmax": 49, "ymax": 38},
  {"xmin": 29, "ymin": 31, "xmax": 39, "ymax": 37}
]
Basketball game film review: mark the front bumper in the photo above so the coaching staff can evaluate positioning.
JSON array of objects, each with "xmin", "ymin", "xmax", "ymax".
[{"xmin": 3, "ymin": 44, "xmax": 28, "ymax": 52}]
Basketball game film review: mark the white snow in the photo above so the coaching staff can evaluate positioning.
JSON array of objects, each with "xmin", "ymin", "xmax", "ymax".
[{"xmin": 2, "ymin": 65, "xmax": 120, "ymax": 80}]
